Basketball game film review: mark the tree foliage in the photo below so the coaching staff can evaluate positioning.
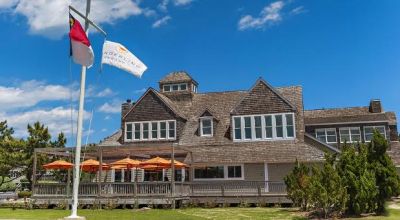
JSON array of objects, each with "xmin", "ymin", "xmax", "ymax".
[
  {"xmin": 367, "ymin": 131, "xmax": 400, "ymax": 214},
  {"xmin": 284, "ymin": 160, "xmax": 311, "ymax": 210}
]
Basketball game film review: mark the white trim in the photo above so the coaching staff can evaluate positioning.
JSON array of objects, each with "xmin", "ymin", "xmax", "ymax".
[
  {"xmin": 339, "ymin": 127, "xmax": 361, "ymax": 143},
  {"xmin": 192, "ymin": 164, "xmax": 244, "ymax": 181},
  {"xmin": 264, "ymin": 163, "xmax": 269, "ymax": 192},
  {"xmin": 232, "ymin": 113, "xmax": 296, "ymax": 142},
  {"xmin": 363, "ymin": 125, "xmax": 386, "ymax": 142},
  {"xmin": 163, "ymin": 83, "xmax": 188, "ymax": 92},
  {"xmin": 306, "ymin": 121, "xmax": 390, "ymax": 126},
  {"xmin": 315, "ymin": 128, "xmax": 337, "ymax": 144},
  {"xmin": 125, "ymin": 120, "xmax": 176, "ymax": 142},
  {"xmin": 200, "ymin": 116, "xmax": 213, "ymax": 137}
]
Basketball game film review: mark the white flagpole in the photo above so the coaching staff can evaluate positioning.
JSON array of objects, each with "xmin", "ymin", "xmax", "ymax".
[{"xmin": 66, "ymin": 0, "xmax": 91, "ymax": 219}]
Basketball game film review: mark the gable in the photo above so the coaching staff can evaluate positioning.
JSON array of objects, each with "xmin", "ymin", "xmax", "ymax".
[
  {"xmin": 231, "ymin": 79, "xmax": 296, "ymax": 115},
  {"xmin": 124, "ymin": 89, "xmax": 179, "ymax": 122}
]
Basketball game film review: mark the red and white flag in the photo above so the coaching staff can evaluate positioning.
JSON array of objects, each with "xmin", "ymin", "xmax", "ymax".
[{"xmin": 69, "ymin": 14, "xmax": 94, "ymax": 67}]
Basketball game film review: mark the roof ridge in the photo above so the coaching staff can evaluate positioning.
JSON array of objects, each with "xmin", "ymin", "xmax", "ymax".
[{"xmin": 305, "ymin": 106, "xmax": 369, "ymax": 111}]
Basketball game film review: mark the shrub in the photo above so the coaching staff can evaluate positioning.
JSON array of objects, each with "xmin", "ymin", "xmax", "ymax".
[
  {"xmin": 0, "ymin": 177, "xmax": 16, "ymax": 192},
  {"xmin": 284, "ymin": 160, "xmax": 312, "ymax": 210},
  {"xmin": 17, "ymin": 191, "xmax": 32, "ymax": 198}
]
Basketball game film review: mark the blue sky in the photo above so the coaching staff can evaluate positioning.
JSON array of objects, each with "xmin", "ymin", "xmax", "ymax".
[{"xmin": 0, "ymin": 0, "xmax": 399, "ymax": 146}]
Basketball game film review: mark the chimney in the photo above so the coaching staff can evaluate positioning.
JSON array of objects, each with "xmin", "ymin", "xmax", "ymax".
[
  {"xmin": 369, "ymin": 99, "xmax": 383, "ymax": 113},
  {"xmin": 121, "ymin": 99, "xmax": 132, "ymax": 117}
]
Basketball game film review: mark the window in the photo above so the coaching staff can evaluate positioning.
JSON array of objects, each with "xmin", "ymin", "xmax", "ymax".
[
  {"xmin": 234, "ymin": 117, "xmax": 242, "ymax": 140},
  {"xmin": 339, "ymin": 127, "xmax": 361, "ymax": 143},
  {"xmin": 151, "ymin": 122, "xmax": 158, "ymax": 139},
  {"xmin": 142, "ymin": 123, "xmax": 149, "ymax": 140},
  {"xmin": 244, "ymin": 117, "xmax": 252, "ymax": 139},
  {"xmin": 227, "ymin": 166, "xmax": 242, "ymax": 179},
  {"xmin": 254, "ymin": 116, "xmax": 262, "ymax": 139},
  {"xmin": 364, "ymin": 126, "xmax": 386, "ymax": 142},
  {"xmin": 168, "ymin": 121, "xmax": 176, "ymax": 138},
  {"xmin": 164, "ymin": 85, "xmax": 171, "ymax": 92},
  {"xmin": 160, "ymin": 122, "xmax": 167, "ymax": 139},
  {"xmin": 275, "ymin": 115, "xmax": 283, "ymax": 138},
  {"xmin": 125, "ymin": 120, "xmax": 176, "ymax": 141},
  {"xmin": 163, "ymin": 83, "xmax": 188, "ymax": 92},
  {"xmin": 264, "ymin": 115, "xmax": 273, "ymax": 138},
  {"xmin": 194, "ymin": 166, "xmax": 224, "ymax": 179},
  {"xmin": 285, "ymin": 114, "xmax": 295, "ymax": 138},
  {"xmin": 233, "ymin": 113, "xmax": 296, "ymax": 141},
  {"xmin": 200, "ymin": 117, "xmax": 213, "ymax": 137},
  {"xmin": 315, "ymin": 128, "xmax": 337, "ymax": 143},
  {"xmin": 192, "ymin": 85, "xmax": 197, "ymax": 93},
  {"xmin": 134, "ymin": 123, "xmax": 140, "ymax": 140},
  {"xmin": 193, "ymin": 165, "xmax": 244, "ymax": 180},
  {"xmin": 126, "ymin": 124, "xmax": 132, "ymax": 140}
]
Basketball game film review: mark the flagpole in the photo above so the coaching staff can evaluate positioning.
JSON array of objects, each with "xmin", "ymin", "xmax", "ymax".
[{"xmin": 66, "ymin": 0, "xmax": 91, "ymax": 219}]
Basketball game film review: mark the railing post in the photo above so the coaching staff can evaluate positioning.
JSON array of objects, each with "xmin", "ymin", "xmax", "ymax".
[
  {"xmin": 221, "ymin": 185, "xmax": 225, "ymax": 197},
  {"xmin": 257, "ymin": 185, "xmax": 261, "ymax": 196}
]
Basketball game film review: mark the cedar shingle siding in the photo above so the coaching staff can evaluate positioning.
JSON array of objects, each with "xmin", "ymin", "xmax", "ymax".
[{"xmin": 99, "ymin": 71, "xmax": 399, "ymax": 167}]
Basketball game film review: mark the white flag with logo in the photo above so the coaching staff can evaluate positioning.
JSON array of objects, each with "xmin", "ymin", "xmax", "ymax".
[{"xmin": 101, "ymin": 40, "xmax": 147, "ymax": 78}]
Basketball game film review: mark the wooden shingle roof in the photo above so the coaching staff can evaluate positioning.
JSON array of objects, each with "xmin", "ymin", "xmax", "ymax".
[{"xmin": 159, "ymin": 71, "xmax": 198, "ymax": 85}]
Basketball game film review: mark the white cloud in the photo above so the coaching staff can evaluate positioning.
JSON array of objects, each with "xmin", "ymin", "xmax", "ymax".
[
  {"xmin": 133, "ymin": 88, "xmax": 146, "ymax": 94},
  {"xmin": 101, "ymin": 128, "xmax": 107, "ymax": 132},
  {"xmin": 0, "ymin": 107, "xmax": 91, "ymax": 137},
  {"xmin": 104, "ymin": 115, "xmax": 111, "ymax": 120},
  {"xmin": 157, "ymin": 0, "xmax": 169, "ymax": 12},
  {"xmin": 1, "ymin": 0, "xmax": 142, "ymax": 38},
  {"xmin": 0, "ymin": 80, "xmax": 78, "ymax": 110},
  {"xmin": 173, "ymin": 0, "xmax": 193, "ymax": 6},
  {"xmin": 98, "ymin": 101, "xmax": 121, "ymax": 113},
  {"xmin": 96, "ymin": 88, "xmax": 116, "ymax": 97},
  {"xmin": 238, "ymin": 1, "xmax": 285, "ymax": 31},
  {"xmin": 290, "ymin": 6, "xmax": 306, "ymax": 15},
  {"xmin": 152, "ymin": 15, "xmax": 171, "ymax": 28}
]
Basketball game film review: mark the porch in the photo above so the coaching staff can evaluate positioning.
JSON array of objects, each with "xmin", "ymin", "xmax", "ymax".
[{"xmin": 32, "ymin": 181, "xmax": 288, "ymax": 205}]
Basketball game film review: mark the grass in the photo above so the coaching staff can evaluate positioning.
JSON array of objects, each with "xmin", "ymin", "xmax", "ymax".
[
  {"xmin": 0, "ymin": 207, "xmax": 306, "ymax": 220},
  {"xmin": 1, "ymin": 201, "xmax": 400, "ymax": 220}
]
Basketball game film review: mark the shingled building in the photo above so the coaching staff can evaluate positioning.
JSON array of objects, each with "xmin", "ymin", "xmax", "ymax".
[{"xmin": 99, "ymin": 71, "xmax": 400, "ymax": 183}]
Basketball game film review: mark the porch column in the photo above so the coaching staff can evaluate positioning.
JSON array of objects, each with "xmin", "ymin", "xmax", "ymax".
[
  {"xmin": 264, "ymin": 162, "xmax": 269, "ymax": 192},
  {"xmin": 32, "ymin": 151, "xmax": 37, "ymax": 192}
]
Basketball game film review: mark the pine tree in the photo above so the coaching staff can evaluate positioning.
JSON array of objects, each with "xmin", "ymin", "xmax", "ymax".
[
  {"xmin": 284, "ymin": 160, "xmax": 312, "ymax": 210},
  {"xmin": 367, "ymin": 131, "xmax": 400, "ymax": 214},
  {"xmin": 337, "ymin": 143, "xmax": 377, "ymax": 215}
]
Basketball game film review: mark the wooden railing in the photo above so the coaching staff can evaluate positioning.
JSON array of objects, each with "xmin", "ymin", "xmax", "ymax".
[{"xmin": 33, "ymin": 181, "xmax": 286, "ymax": 197}]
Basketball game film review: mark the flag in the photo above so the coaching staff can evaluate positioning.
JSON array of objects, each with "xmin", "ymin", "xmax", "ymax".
[
  {"xmin": 69, "ymin": 14, "xmax": 94, "ymax": 67},
  {"xmin": 101, "ymin": 40, "xmax": 147, "ymax": 78}
]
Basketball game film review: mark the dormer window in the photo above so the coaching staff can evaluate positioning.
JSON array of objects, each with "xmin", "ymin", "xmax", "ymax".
[
  {"xmin": 163, "ymin": 83, "xmax": 188, "ymax": 92},
  {"xmin": 233, "ymin": 113, "xmax": 295, "ymax": 141},
  {"xmin": 200, "ymin": 117, "xmax": 213, "ymax": 137},
  {"xmin": 125, "ymin": 120, "xmax": 176, "ymax": 142}
]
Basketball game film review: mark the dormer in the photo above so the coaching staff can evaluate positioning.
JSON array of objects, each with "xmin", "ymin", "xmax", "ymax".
[{"xmin": 159, "ymin": 71, "xmax": 199, "ymax": 99}]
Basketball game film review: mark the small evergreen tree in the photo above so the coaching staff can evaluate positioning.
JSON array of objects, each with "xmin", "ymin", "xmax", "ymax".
[
  {"xmin": 367, "ymin": 131, "xmax": 400, "ymax": 214},
  {"xmin": 309, "ymin": 154, "xmax": 347, "ymax": 218},
  {"xmin": 284, "ymin": 160, "xmax": 311, "ymax": 210},
  {"xmin": 337, "ymin": 143, "xmax": 377, "ymax": 215}
]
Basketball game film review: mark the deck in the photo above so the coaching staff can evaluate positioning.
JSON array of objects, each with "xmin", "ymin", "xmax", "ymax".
[{"xmin": 32, "ymin": 181, "xmax": 289, "ymax": 205}]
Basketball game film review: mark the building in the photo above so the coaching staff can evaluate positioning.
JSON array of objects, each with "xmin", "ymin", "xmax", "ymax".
[{"xmin": 32, "ymin": 71, "xmax": 399, "ymax": 205}]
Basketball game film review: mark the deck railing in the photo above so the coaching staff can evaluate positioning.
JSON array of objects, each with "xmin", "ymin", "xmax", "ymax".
[{"xmin": 33, "ymin": 181, "xmax": 286, "ymax": 198}]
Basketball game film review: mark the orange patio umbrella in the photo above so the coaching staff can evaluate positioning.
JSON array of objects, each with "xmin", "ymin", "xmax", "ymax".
[
  {"xmin": 43, "ymin": 160, "xmax": 73, "ymax": 170},
  {"xmin": 141, "ymin": 156, "xmax": 170, "ymax": 167},
  {"xmin": 110, "ymin": 157, "xmax": 141, "ymax": 169},
  {"xmin": 167, "ymin": 160, "xmax": 188, "ymax": 169},
  {"xmin": 80, "ymin": 159, "xmax": 109, "ymax": 173},
  {"xmin": 141, "ymin": 164, "xmax": 164, "ymax": 171}
]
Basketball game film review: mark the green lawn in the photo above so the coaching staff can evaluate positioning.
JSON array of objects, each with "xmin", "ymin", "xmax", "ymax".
[
  {"xmin": 0, "ymin": 203, "xmax": 399, "ymax": 220},
  {"xmin": 0, "ymin": 207, "xmax": 306, "ymax": 220}
]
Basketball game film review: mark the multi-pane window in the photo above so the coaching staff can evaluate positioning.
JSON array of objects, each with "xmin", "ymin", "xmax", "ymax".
[
  {"xmin": 194, "ymin": 165, "xmax": 243, "ymax": 180},
  {"xmin": 142, "ymin": 123, "xmax": 149, "ymax": 140},
  {"xmin": 254, "ymin": 116, "xmax": 262, "ymax": 139},
  {"xmin": 168, "ymin": 121, "xmax": 176, "ymax": 138},
  {"xmin": 134, "ymin": 123, "xmax": 140, "ymax": 140},
  {"xmin": 160, "ymin": 122, "xmax": 167, "ymax": 139},
  {"xmin": 364, "ymin": 126, "xmax": 386, "ymax": 142},
  {"xmin": 126, "ymin": 124, "xmax": 133, "ymax": 140},
  {"xmin": 151, "ymin": 122, "xmax": 158, "ymax": 139},
  {"xmin": 315, "ymin": 128, "xmax": 337, "ymax": 143},
  {"xmin": 244, "ymin": 117, "xmax": 252, "ymax": 139},
  {"xmin": 163, "ymin": 83, "xmax": 188, "ymax": 92},
  {"xmin": 264, "ymin": 115, "xmax": 273, "ymax": 138},
  {"xmin": 200, "ymin": 117, "xmax": 213, "ymax": 137},
  {"xmin": 233, "ymin": 113, "xmax": 295, "ymax": 141},
  {"xmin": 234, "ymin": 117, "xmax": 242, "ymax": 140},
  {"xmin": 126, "ymin": 120, "xmax": 176, "ymax": 141},
  {"xmin": 339, "ymin": 127, "xmax": 361, "ymax": 143},
  {"xmin": 227, "ymin": 166, "xmax": 242, "ymax": 179}
]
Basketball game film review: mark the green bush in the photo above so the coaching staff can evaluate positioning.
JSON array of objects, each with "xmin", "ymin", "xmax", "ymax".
[
  {"xmin": 0, "ymin": 177, "xmax": 16, "ymax": 192},
  {"xmin": 17, "ymin": 191, "xmax": 32, "ymax": 198}
]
